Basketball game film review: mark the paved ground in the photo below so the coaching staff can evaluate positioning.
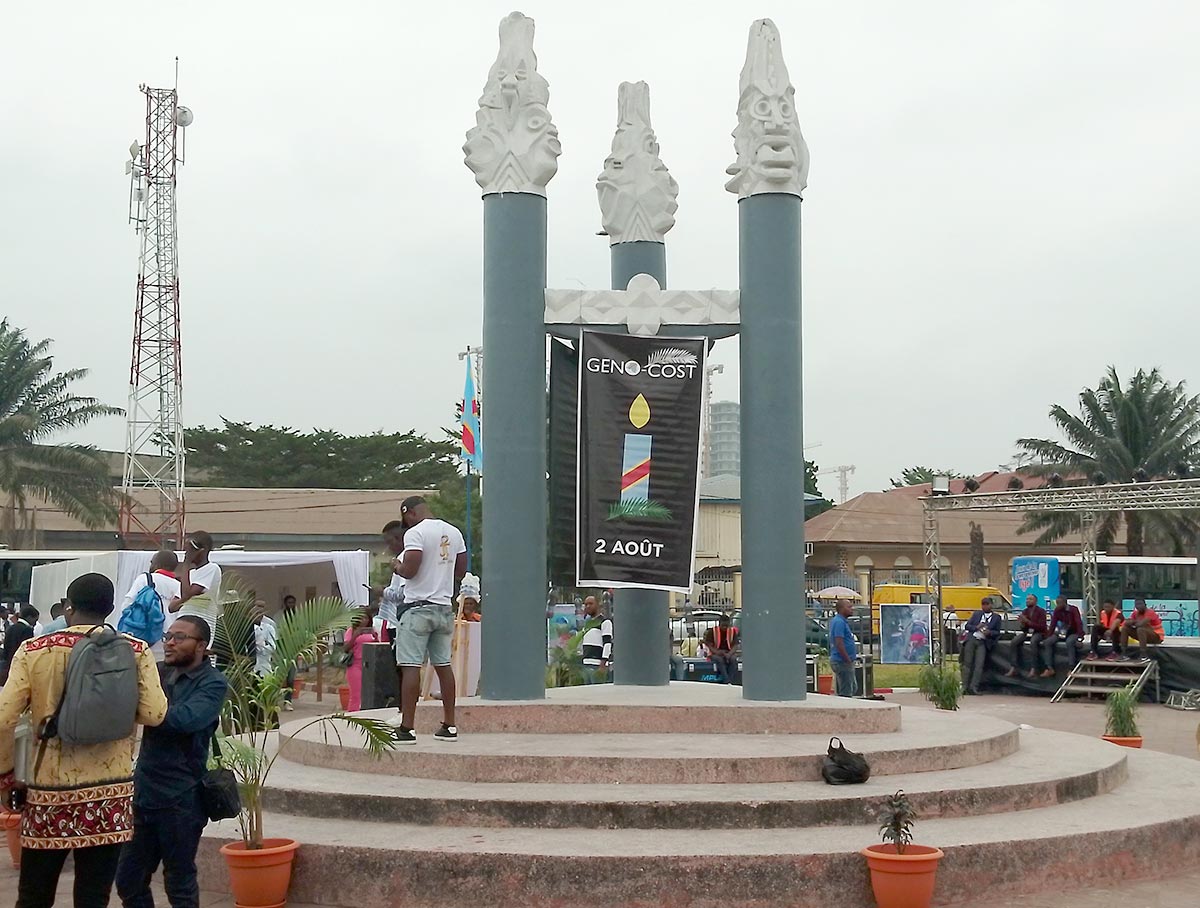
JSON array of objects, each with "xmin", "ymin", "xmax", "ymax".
[{"xmin": 3, "ymin": 690, "xmax": 1197, "ymax": 906}]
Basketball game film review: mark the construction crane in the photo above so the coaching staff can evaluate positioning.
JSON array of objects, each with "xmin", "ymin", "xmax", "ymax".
[
  {"xmin": 816, "ymin": 464, "xmax": 856, "ymax": 504},
  {"xmin": 120, "ymin": 66, "xmax": 192, "ymax": 547}
]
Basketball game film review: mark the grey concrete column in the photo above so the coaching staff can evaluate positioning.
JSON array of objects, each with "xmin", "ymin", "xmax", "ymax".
[
  {"xmin": 480, "ymin": 192, "xmax": 547, "ymax": 700},
  {"xmin": 610, "ymin": 241, "xmax": 671, "ymax": 686},
  {"xmin": 738, "ymin": 193, "xmax": 806, "ymax": 700}
]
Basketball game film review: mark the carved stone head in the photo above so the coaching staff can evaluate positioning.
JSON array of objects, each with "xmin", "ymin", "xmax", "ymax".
[
  {"xmin": 596, "ymin": 81, "xmax": 679, "ymax": 244},
  {"xmin": 464, "ymin": 12, "xmax": 561, "ymax": 197},
  {"xmin": 725, "ymin": 19, "xmax": 810, "ymax": 199}
]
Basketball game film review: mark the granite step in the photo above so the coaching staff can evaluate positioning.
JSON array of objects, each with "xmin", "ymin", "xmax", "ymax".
[
  {"xmin": 282, "ymin": 708, "xmax": 1019, "ymax": 783},
  {"xmin": 261, "ymin": 727, "xmax": 1125, "ymax": 829},
  {"xmin": 198, "ymin": 746, "xmax": 1200, "ymax": 908},
  {"xmin": 402, "ymin": 682, "xmax": 902, "ymax": 735}
]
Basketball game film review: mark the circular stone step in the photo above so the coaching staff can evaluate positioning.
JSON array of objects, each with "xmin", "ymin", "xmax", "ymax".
[
  {"xmin": 281, "ymin": 709, "xmax": 1019, "ymax": 784},
  {"xmin": 403, "ymin": 682, "xmax": 903, "ymax": 735},
  {"xmin": 263, "ymin": 728, "xmax": 1126, "ymax": 829}
]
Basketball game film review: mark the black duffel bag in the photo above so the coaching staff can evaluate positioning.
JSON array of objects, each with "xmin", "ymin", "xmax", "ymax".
[
  {"xmin": 820, "ymin": 736, "xmax": 871, "ymax": 784},
  {"xmin": 202, "ymin": 731, "xmax": 242, "ymax": 821}
]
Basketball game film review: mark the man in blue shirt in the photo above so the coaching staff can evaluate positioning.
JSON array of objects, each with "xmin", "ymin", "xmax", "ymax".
[
  {"xmin": 116, "ymin": 615, "xmax": 228, "ymax": 908},
  {"xmin": 828, "ymin": 599, "xmax": 858, "ymax": 697}
]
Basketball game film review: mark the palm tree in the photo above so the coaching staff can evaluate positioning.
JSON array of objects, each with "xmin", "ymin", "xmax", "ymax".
[
  {"xmin": 0, "ymin": 319, "xmax": 121, "ymax": 546},
  {"xmin": 1016, "ymin": 366, "xmax": 1200, "ymax": 555}
]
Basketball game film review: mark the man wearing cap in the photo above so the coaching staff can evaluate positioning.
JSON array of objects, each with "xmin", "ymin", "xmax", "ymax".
[{"xmin": 388, "ymin": 497, "xmax": 467, "ymax": 744}]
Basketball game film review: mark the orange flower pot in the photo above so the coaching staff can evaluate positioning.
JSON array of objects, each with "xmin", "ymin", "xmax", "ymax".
[
  {"xmin": 338, "ymin": 685, "xmax": 351, "ymax": 711},
  {"xmin": 291, "ymin": 680, "xmax": 303, "ymax": 699},
  {"xmin": 1102, "ymin": 735, "xmax": 1143, "ymax": 748},
  {"xmin": 2, "ymin": 810, "xmax": 20, "ymax": 868},
  {"xmin": 220, "ymin": 838, "xmax": 299, "ymax": 908},
  {"xmin": 861, "ymin": 843, "xmax": 944, "ymax": 908},
  {"xmin": 817, "ymin": 674, "xmax": 834, "ymax": 695}
]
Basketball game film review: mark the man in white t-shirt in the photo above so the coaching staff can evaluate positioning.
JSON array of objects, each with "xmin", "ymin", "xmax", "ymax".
[
  {"xmin": 168, "ymin": 530, "xmax": 223, "ymax": 639},
  {"xmin": 119, "ymin": 549, "xmax": 183, "ymax": 659},
  {"xmin": 389, "ymin": 497, "xmax": 466, "ymax": 743}
]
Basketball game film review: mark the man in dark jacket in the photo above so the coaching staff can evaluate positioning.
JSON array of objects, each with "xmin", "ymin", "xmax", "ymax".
[
  {"xmin": 1006, "ymin": 594, "xmax": 1049, "ymax": 679},
  {"xmin": 0, "ymin": 605, "xmax": 38, "ymax": 685},
  {"xmin": 960, "ymin": 597, "xmax": 1003, "ymax": 695},
  {"xmin": 1040, "ymin": 595, "xmax": 1084, "ymax": 677},
  {"xmin": 116, "ymin": 615, "xmax": 228, "ymax": 908}
]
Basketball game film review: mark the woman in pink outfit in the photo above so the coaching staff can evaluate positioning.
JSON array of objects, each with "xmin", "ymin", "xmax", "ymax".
[{"xmin": 343, "ymin": 613, "xmax": 379, "ymax": 711}]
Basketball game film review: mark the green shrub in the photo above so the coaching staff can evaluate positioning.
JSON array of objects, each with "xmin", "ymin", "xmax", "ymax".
[
  {"xmin": 877, "ymin": 790, "xmax": 918, "ymax": 853},
  {"xmin": 917, "ymin": 662, "xmax": 962, "ymax": 711},
  {"xmin": 1105, "ymin": 686, "xmax": 1140, "ymax": 737}
]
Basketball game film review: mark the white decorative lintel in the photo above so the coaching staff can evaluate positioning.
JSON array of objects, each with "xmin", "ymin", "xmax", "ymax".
[{"xmin": 544, "ymin": 273, "xmax": 739, "ymax": 337}]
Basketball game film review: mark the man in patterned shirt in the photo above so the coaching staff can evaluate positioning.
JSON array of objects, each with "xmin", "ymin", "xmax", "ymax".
[{"xmin": 0, "ymin": 573, "xmax": 167, "ymax": 908}]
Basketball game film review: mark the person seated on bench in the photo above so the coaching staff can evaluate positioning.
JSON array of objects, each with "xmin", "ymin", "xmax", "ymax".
[
  {"xmin": 960, "ymin": 596, "xmax": 1003, "ymax": 695},
  {"xmin": 1087, "ymin": 599, "xmax": 1123, "ymax": 661},
  {"xmin": 1117, "ymin": 598, "xmax": 1164, "ymax": 663},
  {"xmin": 1006, "ymin": 594, "xmax": 1049, "ymax": 679},
  {"xmin": 1039, "ymin": 595, "xmax": 1084, "ymax": 677},
  {"xmin": 702, "ymin": 615, "xmax": 739, "ymax": 684}
]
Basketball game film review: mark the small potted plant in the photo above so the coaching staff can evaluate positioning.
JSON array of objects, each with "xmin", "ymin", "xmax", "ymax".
[
  {"xmin": 1102, "ymin": 686, "xmax": 1142, "ymax": 748},
  {"xmin": 861, "ymin": 790, "xmax": 944, "ymax": 908},
  {"xmin": 917, "ymin": 662, "xmax": 962, "ymax": 711},
  {"xmin": 215, "ymin": 581, "xmax": 399, "ymax": 907},
  {"xmin": 816, "ymin": 648, "xmax": 834, "ymax": 695}
]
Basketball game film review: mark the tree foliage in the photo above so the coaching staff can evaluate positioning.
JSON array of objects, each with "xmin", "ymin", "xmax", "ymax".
[
  {"xmin": 0, "ymin": 320, "xmax": 120, "ymax": 545},
  {"xmin": 1015, "ymin": 366, "xmax": 1200, "ymax": 555},
  {"xmin": 890, "ymin": 466, "xmax": 964, "ymax": 488},
  {"xmin": 804, "ymin": 460, "xmax": 834, "ymax": 516},
  {"xmin": 185, "ymin": 420, "xmax": 459, "ymax": 490}
]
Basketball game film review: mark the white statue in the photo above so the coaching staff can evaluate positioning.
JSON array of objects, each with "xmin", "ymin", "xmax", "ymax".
[
  {"xmin": 596, "ymin": 81, "xmax": 678, "ymax": 244},
  {"xmin": 463, "ymin": 12, "xmax": 561, "ymax": 197},
  {"xmin": 725, "ymin": 19, "xmax": 810, "ymax": 199}
]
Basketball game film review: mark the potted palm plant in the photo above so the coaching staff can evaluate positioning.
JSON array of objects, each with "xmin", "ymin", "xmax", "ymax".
[
  {"xmin": 1102, "ymin": 686, "xmax": 1142, "ymax": 748},
  {"xmin": 815, "ymin": 648, "xmax": 834, "ymax": 695},
  {"xmin": 861, "ymin": 790, "xmax": 944, "ymax": 908},
  {"xmin": 213, "ymin": 581, "xmax": 398, "ymax": 908}
]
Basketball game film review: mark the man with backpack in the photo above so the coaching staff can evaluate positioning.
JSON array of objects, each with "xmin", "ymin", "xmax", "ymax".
[
  {"xmin": 0, "ymin": 573, "xmax": 168, "ymax": 908},
  {"xmin": 118, "ymin": 550, "xmax": 182, "ymax": 660}
]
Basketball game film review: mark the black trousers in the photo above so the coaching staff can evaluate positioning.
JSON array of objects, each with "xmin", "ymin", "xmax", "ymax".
[
  {"xmin": 115, "ymin": 793, "xmax": 207, "ymax": 908},
  {"xmin": 17, "ymin": 842, "xmax": 123, "ymax": 908}
]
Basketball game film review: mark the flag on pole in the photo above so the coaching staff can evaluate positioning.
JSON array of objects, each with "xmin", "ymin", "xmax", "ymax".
[{"xmin": 461, "ymin": 354, "xmax": 483, "ymax": 471}]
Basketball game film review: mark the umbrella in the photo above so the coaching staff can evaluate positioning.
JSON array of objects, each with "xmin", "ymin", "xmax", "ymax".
[{"xmin": 812, "ymin": 586, "xmax": 862, "ymax": 601}]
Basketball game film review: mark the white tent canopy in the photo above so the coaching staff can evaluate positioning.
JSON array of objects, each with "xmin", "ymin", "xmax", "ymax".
[{"xmin": 32, "ymin": 550, "xmax": 370, "ymax": 615}]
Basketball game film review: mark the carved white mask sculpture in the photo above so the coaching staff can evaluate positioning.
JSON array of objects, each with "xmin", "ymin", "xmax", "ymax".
[
  {"xmin": 596, "ymin": 81, "xmax": 678, "ymax": 244},
  {"xmin": 464, "ymin": 11, "xmax": 561, "ymax": 197},
  {"xmin": 725, "ymin": 19, "xmax": 809, "ymax": 199}
]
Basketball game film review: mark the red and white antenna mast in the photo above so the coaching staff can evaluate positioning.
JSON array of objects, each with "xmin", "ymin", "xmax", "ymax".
[{"xmin": 121, "ymin": 61, "xmax": 191, "ymax": 547}]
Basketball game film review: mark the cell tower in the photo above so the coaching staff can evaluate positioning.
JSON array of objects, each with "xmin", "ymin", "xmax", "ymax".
[{"xmin": 121, "ymin": 71, "xmax": 192, "ymax": 547}]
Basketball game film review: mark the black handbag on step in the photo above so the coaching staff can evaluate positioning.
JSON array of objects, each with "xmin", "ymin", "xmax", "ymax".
[
  {"xmin": 820, "ymin": 736, "xmax": 871, "ymax": 784},
  {"xmin": 201, "ymin": 730, "xmax": 242, "ymax": 821}
]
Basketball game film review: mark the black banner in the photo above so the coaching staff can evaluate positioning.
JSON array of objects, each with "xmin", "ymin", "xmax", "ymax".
[
  {"xmin": 547, "ymin": 339, "xmax": 579, "ymax": 585},
  {"xmin": 576, "ymin": 332, "xmax": 706, "ymax": 591}
]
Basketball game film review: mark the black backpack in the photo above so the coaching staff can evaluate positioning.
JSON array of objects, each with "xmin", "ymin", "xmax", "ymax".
[{"xmin": 820, "ymin": 736, "xmax": 871, "ymax": 784}]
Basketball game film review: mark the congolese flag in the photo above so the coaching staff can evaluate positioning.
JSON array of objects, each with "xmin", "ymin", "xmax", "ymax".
[{"xmin": 461, "ymin": 354, "xmax": 483, "ymax": 471}]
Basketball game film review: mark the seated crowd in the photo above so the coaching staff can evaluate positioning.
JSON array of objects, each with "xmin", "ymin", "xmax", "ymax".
[{"xmin": 960, "ymin": 593, "xmax": 1165, "ymax": 694}]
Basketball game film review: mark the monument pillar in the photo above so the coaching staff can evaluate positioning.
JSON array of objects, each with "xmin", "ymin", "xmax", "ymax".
[
  {"xmin": 727, "ymin": 20, "xmax": 810, "ymax": 700},
  {"xmin": 465, "ymin": 12, "xmax": 561, "ymax": 700},
  {"xmin": 598, "ymin": 82, "xmax": 679, "ymax": 686}
]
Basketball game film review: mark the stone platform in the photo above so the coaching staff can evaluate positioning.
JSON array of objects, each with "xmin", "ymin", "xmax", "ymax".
[{"xmin": 198, "ymin": 682, "xmax": 1200, "ymax": 907}]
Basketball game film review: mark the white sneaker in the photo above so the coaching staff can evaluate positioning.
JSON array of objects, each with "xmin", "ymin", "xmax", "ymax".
[{"xmin": 282, "ymin": 701, "xmax": 294, "ymax": 711}]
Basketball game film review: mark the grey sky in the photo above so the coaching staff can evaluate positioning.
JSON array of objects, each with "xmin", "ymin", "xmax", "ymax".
[{"xmin": 3, "ymin": 2, "xmax": 1198, "ymax": 497}]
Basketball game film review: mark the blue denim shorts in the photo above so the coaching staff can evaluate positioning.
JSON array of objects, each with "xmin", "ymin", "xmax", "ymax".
[{"xmin": 394, "ymin": 604, "xmax": 454, "ymax": 667}]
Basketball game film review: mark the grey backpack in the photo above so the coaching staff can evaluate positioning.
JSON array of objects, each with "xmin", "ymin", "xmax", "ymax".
[{"xmin": 42, "ymin": 625, "xmax": 140, "ymax": 746}]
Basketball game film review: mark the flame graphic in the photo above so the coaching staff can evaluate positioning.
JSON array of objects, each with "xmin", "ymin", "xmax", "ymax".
[{"xmin": 628, "ymin": 394, "xmax": 650, "ymax": 429}]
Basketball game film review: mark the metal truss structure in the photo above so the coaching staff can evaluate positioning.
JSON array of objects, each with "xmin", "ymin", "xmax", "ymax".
[
  {"xmin": 922, "ymin": 478, "xmax": 1200, "ymax": 662},
  {"xmin": 120, "ymin": 82, "xmax": 190, "ymax": 547}
]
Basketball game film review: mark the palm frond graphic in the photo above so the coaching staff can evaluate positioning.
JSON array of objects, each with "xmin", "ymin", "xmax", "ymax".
[
  {"xmin": 607, "ymin": 498, "xmax": 673, "ymax": 522},
  {"xmin": 646, "ymin": 347, "xmax": 698, "ymax": 367}
]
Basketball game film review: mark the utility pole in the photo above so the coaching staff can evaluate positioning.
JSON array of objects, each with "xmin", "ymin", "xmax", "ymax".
[{"xmin": 120, "ymin": 65, "xmax": 191, "ymax": 547}]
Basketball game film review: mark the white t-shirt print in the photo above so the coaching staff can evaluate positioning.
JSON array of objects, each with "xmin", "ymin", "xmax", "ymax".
[{"xmin": 401, "ymin": 519, "xmax": 466, "ymax": 606}]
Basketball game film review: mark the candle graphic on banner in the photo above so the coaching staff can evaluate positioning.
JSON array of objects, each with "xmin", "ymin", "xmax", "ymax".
[{"xmin": 621, "ymin": 394, "xmax": 652, "ymax": 502}]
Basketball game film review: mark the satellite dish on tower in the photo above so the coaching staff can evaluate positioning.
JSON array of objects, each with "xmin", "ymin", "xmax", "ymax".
[{"xmin": 175, "ymin": 106, "xmax": 194, "ymax": 128}]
